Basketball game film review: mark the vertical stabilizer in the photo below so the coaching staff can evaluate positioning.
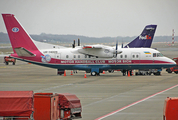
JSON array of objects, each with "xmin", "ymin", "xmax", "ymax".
[
  {"xmin": 125, "ymin": 25, "xmax": 157, "ymax": 48},
  {"xmin": 2, "ymin": 14, "xmax": 38, "ymax": 53}
]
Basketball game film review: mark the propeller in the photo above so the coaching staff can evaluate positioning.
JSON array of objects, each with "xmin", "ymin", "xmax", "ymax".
[
  {"xmin": 121, "ymin": 41, "xmax": 123, "ymax": 48},
  {"xmin": 115, "ymin": 40, "xmax": 118, "ymax": 57}
]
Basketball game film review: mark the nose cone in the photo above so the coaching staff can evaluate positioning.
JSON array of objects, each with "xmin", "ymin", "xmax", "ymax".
[{"xmin": 168, "ymin": 58, "xmax": 176, "ymax": 68}]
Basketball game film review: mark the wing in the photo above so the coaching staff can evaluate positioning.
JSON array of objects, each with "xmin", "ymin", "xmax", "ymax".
[{"xmin": 77, "ymin": 45, "xmax": 122, "ymax": 58}]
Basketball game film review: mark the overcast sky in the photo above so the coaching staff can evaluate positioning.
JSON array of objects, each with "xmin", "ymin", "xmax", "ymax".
[{"xmin": 0, "ymin": 0, "xmax": 178, "ymax": 37}]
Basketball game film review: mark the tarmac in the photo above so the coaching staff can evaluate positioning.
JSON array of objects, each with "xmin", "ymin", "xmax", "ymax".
[{"xmin": 0, "ymin": 55, "xmax": 178, "ymax": 120}]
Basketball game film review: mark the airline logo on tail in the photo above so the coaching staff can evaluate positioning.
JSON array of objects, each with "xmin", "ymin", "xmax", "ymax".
[
  {"xmin": 139, "ymin": 27, "xmax": 155, "ymax": 40},
  {"xmin": 139, "ymin": 35, "xmax": 152, "ymax": 40},
  {"xmin": 12, "ymin": 27, "xmax": 19, "ymax": 32}
]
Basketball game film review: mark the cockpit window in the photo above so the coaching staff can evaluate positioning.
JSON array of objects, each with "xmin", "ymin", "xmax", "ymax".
[
  {"xmin": 157, "ymin": 53, "xmax": 164, "ymax": 57},
  {"xmin": 153, "ymin": 53, "xmax": 164, "ymax": 57},
  {"xmin": 153, "ymin": 53, "xmax": 156, "ymax": 57}
]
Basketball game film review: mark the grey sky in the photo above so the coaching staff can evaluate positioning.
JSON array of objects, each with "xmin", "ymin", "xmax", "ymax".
[{"xmin": 0, "ymin": 0, "xmax": 178, "ymax": 37}]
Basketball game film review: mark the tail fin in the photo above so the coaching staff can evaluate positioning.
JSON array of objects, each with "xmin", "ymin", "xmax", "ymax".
[
  {"xmin": 2, "ymin": 14, "xmax": 38, "ymax": 54},
  {"xmin": 124, "ymin": 25, "xmax": 157, "ymax": 48}
]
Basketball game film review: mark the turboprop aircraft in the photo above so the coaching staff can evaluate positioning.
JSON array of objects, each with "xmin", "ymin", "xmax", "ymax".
[{"xmin": 2, "ymin": 14, "xmax": 176, "ymax": 76}]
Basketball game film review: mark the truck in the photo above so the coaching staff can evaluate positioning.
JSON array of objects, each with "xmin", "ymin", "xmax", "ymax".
[
  {"xmin": 0, "ymin": 91, "xmax": 82, "ymax": 120},
  {"xmin": 166, "ymin": 57, "xmax": 178, "ymax": 74},
  {"xmin": 163, "ymin": 97, "xmax": 178, "ymax": 120},
  {"xmin": 4, "ymin": 56, "xmax": 16, "ymax": 65}
]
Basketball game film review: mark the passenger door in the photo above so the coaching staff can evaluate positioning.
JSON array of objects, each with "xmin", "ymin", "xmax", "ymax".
[{"xmin": 55, "ymin": 53, "xmax": 61, "ymax": 63}]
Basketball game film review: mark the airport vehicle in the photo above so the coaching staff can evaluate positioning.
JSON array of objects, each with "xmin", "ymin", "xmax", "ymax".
[
  {"xmin": 166, "ymin": 57, "xmax": 178, "ymax": 74},
  {"xmin": 2, "ymin": 14, "xmax": 176, "ymax": 76},
  {"xmin": 34, "ymin": 93, "xmax": 82, "ymax": 120},
  {"xmin": 0, "ymin": 91, "xmax": 82, "ymax": 120},
  {"xmin": 4, "ymin": 56, "xmax": 16, "ymax": 65},
  {"xmin": 163, "ymin": 97, "xmax": 178, "ymax": 120},
  {"xmin": 0, "ymin": 91, "xmax": 34, "ymax": 120}
]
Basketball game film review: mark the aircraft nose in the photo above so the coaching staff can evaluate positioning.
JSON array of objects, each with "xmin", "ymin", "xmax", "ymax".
[{"xmin": 170, "ymin": 59, "xmax": 176, "ymax": 66}]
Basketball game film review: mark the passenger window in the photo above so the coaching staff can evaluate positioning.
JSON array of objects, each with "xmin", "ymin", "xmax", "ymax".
[
  {"xmin": 78, "ymin": 55, "xmax": 80, "ymax": 58},
  {"xmin": 132, "ymin": 55, "xmax": 135, "ymax": 58},
  {"xmin": 136, "ymin": 55, "xmax": 139, "ymax": 58},
  {"xmin": 120, "ymin": 55, "xmax": 123, "ymax": 58},
  {"xmin": 66, "ymin": 55, "xmax": 69, "ymax": 58},
  {"xmin": 74, "ymin": 55, "xmax": 76, "ymax": 58},
  {"xmin": 125, "ymin": 55, "xmax": 127, "ymax": 58},
  {"xmin": 85, "ymin": 55, "xmax": 87, "ymax": 58}
]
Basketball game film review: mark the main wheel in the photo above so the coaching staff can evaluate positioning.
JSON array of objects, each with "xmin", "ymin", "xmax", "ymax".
[
  {"xmin": 166, "ymin": 69, "xmax": 172, "ymax": 73},
  {"xmin": 174, "ymin": 71, "xmax": 178, "ymax": 74},
  {"xmin": 91, "ymin": 72, "xmax": 97, "ymax": 76}
]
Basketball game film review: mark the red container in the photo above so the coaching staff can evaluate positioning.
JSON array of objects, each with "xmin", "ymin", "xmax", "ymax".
[
  {"xmin": 57, "ymin": 93, "xmax": 82, "ymax": 119},
  {"xmin": 33, "ymin": 93, "xmax": 59, "ymax": 120},
  {"xmin": 163, "ymin": 97, "xmax": 178, "ymax": 120},
  {"xmin": 0, "ymin": 91, "xmax": 33, "ymax": 117}
]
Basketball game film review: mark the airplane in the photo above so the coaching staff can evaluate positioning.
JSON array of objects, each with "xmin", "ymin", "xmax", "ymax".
[{"xmin": 2, "ymin": 14, "xmax": 176, "ymax": 76}]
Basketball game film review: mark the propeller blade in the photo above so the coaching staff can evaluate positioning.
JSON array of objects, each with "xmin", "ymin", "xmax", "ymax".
[{"xmin": 116, "ymin": 40, "xmax": 118, "ymax": 57}]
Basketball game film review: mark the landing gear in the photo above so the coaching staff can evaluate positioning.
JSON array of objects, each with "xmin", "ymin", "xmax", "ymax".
[
  {"xmin": 91, "ymin": 72, "xmax": 96, "ymax": 76},
  {"xmin": 154, "ymin": 71, "xmax": 161, "ymax": 76},
  {"xmin": 108, "ymin": 70, "xmax": 114, "ymax": 73},
  {"xmin": 166, "ymin": 68, "xmax": 172, "ymax": 73},
  {"xmin": 91, "ymin": 72, "xmax": 100, "ymax": 76}
]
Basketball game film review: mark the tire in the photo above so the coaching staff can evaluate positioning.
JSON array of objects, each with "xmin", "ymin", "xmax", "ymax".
[
  {"xmin": 5, "ymin": 62, "xmax": 8, "ymax": 65},
  {"xmin": 166, "ymin": 69, "xmax": 172, "ymax": 73},
  {"xmin": 91, "ymin": 72, "xmax": 96, "ymax": 76},
  {"xmin": 123, "ymin": 72, "xmax": 126, "ymax": 76},
  {"xmin": 174, "ymin": 71, "xmax": 178, "ymax": 74},
  {"xmin": 13, "ymin": 62, "xmax": 15, "ymax": 65},
  {"xmin": 154, "ymin": 72, "xmax": 161, "ymax": 76}
]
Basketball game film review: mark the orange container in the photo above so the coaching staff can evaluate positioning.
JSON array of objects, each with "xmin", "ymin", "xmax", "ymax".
[
  {"xmin": 163, "ymin": 97, "xmax": 178, "ymax": 120},
  {"xmin": 33, "ymin": 93, "xmax": 59, "ymax": 120}
]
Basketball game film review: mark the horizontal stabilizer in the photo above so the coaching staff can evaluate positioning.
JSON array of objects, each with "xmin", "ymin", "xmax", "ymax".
[{"xmin": 14, "ymin": 47, "xmax": 36, "ymax": 57}]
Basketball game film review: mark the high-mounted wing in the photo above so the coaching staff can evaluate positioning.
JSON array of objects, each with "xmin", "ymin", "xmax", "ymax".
[{"xmin": 78, "ymin": 45, "xmax": 122, "ymax": 58}]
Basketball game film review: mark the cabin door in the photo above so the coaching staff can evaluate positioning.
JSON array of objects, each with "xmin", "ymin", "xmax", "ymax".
[{"xmin": 55, "ymin": 53, "xmax": 61, "ymax": 63}]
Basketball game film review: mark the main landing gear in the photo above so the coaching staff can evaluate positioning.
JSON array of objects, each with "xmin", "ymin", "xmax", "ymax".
[{"xmin": 91, "ymin": 71, "xmax": 100, "ymax": 76}]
